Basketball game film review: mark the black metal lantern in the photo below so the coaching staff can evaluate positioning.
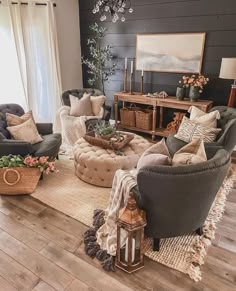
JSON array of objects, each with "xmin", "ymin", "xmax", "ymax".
[
  {"xmin": 93, "ymin": 0, "xmax": 133, "ymax": 22},
  {"xmin": 116, "ymin": 192, "xmax": 146, "ymax": 273}
]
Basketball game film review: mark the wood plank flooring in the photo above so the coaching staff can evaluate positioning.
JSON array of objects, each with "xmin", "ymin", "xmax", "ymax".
[{"xmin": 0, "ymin": 175, "xmax": 235, "ymax": 290}]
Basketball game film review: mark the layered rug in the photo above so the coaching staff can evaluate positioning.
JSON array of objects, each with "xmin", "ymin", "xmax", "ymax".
[{"xmin": 32, "ymin": 158, "xmax": 236, "ymax": 282}]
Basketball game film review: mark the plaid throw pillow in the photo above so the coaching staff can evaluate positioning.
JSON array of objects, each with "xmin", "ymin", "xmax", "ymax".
[{"xmin": 175, "ymin": 116, "xmax": 221, "ymax": 143}]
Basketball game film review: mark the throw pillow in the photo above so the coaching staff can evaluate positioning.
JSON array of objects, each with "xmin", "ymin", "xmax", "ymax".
[
  {"xmin": 90, "ymin": 95, "xmax": 106, "ymax": 116},
  {"xmin": 172, "ymin": 138, "xmax": 207, "ymax": 166},
  {"xmin": 6, "ymin": 110, "xmax": 35, "ymax": 127},
  {"xmin": 7, "ymin": 118, "xmax": 43, "ymax": 144},
  {"xmin": 137, "ymin": 138, "xmax": 171, "ymax": 170},
  {"xmin": 188, "ymin": 106, "xmax": 220, "ymax": 128},
  {"xmin": 69, "ymin": 93, "xmax": 93, "ymax": 117},
  {"xmin": 175, "ymin": 116, "xmax": 221, "ymax": 143}
]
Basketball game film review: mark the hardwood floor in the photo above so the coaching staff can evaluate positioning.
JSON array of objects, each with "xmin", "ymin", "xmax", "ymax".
[{"xmin": 0, "ymin": 176, "xmax": 235, "ymax": 290}]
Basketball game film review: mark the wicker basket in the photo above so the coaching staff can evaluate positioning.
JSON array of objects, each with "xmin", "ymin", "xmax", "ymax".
[
  {"xmin": 0, "ymin": 167, "xmax": 41, "ymax": 195},
  {"xmin": 120, "ymin": 104, "xmax": 141, "ymax": 127},
  {"xmin": 84, "ymin": 131, "xmax": 134, "ymax": 150},
  {"xmin": 135, "ymin": 108, "xmax": 153, "ymax": 130}
]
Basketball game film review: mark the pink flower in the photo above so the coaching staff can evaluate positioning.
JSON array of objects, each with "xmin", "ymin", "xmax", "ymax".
[
  {"xmin": 44, "ymin": 168, "xmax": 50, "ymax": 175},
  {"xmin": 31, "ymin": 158, "xmax": 38, "ymax": 165},
  {"xmin": 48, "ymin": 162, "xmax": 55, "ymax": 171},
  {"xmin": 39, "ymin": 156, "xmax": 49, "ymax": 164},
  {"xmin": 24, "ymin": 156, "xmax": 33, "ymax": 165}
]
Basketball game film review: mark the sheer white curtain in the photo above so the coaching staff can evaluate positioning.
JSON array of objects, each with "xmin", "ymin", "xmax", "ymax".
[{"xmin": 0, "ymin": 0, "xmax": 62, "ymax": 122}]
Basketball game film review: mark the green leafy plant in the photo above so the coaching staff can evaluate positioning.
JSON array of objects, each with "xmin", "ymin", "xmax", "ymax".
[
  {"xmin": 94, "ymin": 121, "xmax": 116, "ymax": 136},
  {"xmin": 81, "ymin": 22, "xmax": 117, "ymax": 94}
]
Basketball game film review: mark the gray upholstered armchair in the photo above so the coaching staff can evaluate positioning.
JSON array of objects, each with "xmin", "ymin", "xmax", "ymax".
[
  {"xmin": 0, "ymin": 104, "xmax": 61, "ymax": 159},
  {"xmin": 167, "ymin": 106, "xmax": 236, "ymax": 156},
  {"xmin": 62, "ymin": 88, "xmax": 112, "ymax": 130},
  {"xmin": 134, "ymin": 148, "xmax": 231, "ymax": 251}
]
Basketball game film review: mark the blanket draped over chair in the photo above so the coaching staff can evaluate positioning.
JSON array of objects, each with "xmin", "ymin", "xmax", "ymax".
[
  {"xmin": 54, "ymin": 106, "xmax": 102, "ymax": 152},
  {"xmin": 96, "ymin": 169, "xmax": 137, "ymax": 256}
]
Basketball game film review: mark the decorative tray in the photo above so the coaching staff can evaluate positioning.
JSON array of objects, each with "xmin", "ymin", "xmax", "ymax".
[{"xmin": 83, "ymin": 131, "xmax": 134, "ymax": 150}]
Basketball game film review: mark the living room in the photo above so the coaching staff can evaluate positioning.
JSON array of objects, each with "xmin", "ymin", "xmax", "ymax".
[{"xmin": 0, "ymin": 0, "xmax": 236, "ymax": 290}]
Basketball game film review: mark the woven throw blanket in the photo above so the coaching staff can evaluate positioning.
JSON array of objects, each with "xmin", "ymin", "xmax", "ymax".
[
  {"xmin": 54, "ymin": 106, "xmax": 101, "ymax": 152},
  {"xmin": 96, "ymin": 169, "xmax": 137, "ymax": 256}
]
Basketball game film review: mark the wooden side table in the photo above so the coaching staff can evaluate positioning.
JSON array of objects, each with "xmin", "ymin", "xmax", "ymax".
[{"xmin": 114, "ymin": 92, "xmax": 213, "ymax": 140}]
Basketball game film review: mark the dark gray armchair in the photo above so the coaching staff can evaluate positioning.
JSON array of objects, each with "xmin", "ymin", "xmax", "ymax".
[
  {"xmin": 0, "ymin": 104, "xmax": 61, "ymax": 159},
  {"xmin": 134, "ymin": 148, "xmax": 231, "ymax": 251},
  {"xmin": 167, "ymin": 106, "xmax": 236, "ymax": 156},
  {"xmin": 62, "ymin": 88, "xmax": 112, "ymax": 129}
]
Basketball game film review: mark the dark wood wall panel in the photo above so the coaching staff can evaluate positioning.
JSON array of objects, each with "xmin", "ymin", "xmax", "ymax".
[{"xmin": 79, "ymin": 0, "xmax": 236, "ymax": 109}]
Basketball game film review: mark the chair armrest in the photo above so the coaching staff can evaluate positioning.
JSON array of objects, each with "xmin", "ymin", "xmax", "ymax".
[
  {"xmin": 36, "ymin": 123, "xmax": 53, "ymax": 135},
  {"xmin": 103, "ymin": 105, "xmax": 112, "ymax": 121},
  {"xmin": 0, "ymin": 139, "xmax": 34, "ymax": 156}
]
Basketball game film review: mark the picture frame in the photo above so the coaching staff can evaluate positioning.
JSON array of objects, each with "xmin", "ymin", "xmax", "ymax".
[{"xmin": 136, "ymin": 32, "xmax": 206, "ymax": 74}]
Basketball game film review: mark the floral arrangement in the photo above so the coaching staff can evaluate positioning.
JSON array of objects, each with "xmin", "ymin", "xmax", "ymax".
[
  {"xmin": 178, "ymin": 74, "xmax": 209, "ymax": 93},
  {"xmin": 0, "ymin": 155, "xmax": 58, "ymax": 175}
]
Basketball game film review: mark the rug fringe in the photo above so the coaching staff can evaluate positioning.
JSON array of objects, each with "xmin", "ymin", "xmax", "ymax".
[{"xmin": 187, "ymin": 173, "xmax": 236, "ymax": 281}]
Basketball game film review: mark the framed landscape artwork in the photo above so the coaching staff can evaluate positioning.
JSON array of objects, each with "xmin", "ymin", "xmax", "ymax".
[{"xmin": 136, "ymin": 33, "xmax": 206, "ymax": 73}]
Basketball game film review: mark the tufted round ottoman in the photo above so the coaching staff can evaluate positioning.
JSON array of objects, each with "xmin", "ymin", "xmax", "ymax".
[{"xmin": 73, "ymin": 133, "xmax": 151, "ymax": 187}]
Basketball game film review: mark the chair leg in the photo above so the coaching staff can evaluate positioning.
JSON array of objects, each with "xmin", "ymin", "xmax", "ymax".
[
  {"xmin": 196, "ymin": 226, "xmax": 203, "ymax": 236},
  {"xmin": 56, "ymin": 154, "xmax": 59, "ymax": 160},
  {"xmin": 153, "ymin": 238, "xmax": 160, "ymax": 252}
]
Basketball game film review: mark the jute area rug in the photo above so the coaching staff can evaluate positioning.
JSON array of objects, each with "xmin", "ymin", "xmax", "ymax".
[{"xmin": 32, "ymin": 158, "xmax": 236, "ymax": 282}]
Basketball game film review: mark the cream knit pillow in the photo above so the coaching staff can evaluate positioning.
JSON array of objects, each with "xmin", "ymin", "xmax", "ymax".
[
  {"xmin": 69, "ymin": 93, "xmax": 93, "ymax": 117},
  {"xmin": 90, "ymin": 95, "xmax": 106, "ymax": 116},
  {"xmin": 6, "ymin": 110, "xmax": 35, "ymax": 127},
  {"xmin": 7, "ymin": 118, "xmax": 43, "ymax": 144},
  {"xmin": 172, "ymin": 138, "xmax": 207, "ymax": 166},
  {"xmin": 188, "ymin": 106, "xmax": 220, "ymax": 128}
]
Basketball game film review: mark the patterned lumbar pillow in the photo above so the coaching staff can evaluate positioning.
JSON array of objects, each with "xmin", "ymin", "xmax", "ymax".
[
  {"xmin": 175, "ymin": 116, "xmax": 221, "ymax": 143},
  {"xmin": 7, "ymin": 118, "xmax": 43, "ymax": 144},
  {"xmin": 137, "ymin": 138, "xmax": 171, "ymax": 170},
  {"xmin": 90, "ymin": 95, "xmax": 106, "ymax": 116},
  {"xmin": 188, "ymin": 106, "xmax": 220, "ymax": 128},
  {"xmin": 172, "ymin": 138, "xmax": 207, "ymax": 166},
  {"xmin": 6, "ymin": 110, "xmax": 35, "ymax": 127},
  {"xmin": 69, "ymin": 93, "xmax": 93, "ymax": 117}
]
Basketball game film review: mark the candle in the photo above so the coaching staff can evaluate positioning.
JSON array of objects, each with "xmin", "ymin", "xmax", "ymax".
[
  {"xmin": 131, "ymin": 61, "xmax": 133, "ymax": 74},
  {"xmin": 125, "ymin": 238, "xmax": 135, "ymax": 263},
  {"xmin": 125, "ymin": 58, "xmax": 128, "ymax": 70}
]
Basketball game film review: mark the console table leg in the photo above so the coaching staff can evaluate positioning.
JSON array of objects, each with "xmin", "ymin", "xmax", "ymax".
[
  {"xmin": 152, "ymin": 106, "xmax": 157, "ymax": 141},
  {"xmin": 159, "ymin": 106, "xmax": 163, "ymax": 129},
  {"xmin": 114, "ymin": 96, "xmax": 118, "ymax": 127}
]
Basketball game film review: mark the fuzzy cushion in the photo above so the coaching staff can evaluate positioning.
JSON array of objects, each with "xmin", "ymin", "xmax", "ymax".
[
  {"xmin": 172, "ymin": 138, "xmax": 207, "ymax": 166},
  {"xmin": 7, "ymin": 118, "xmax": 43, "ymax": 144},
  {"xmin": 137, "ymin": 138, "xmax": 171, "ymax": 170},
  {"xmin": 175, "ymin": 116, "xmax": 221, "ymax": 143},
  {"xmin": 69, "ymin": 93, "xmax": 93, "ymax": 117},
  {"xmin": 188, "ymin": 106, "xmax": 220, "ymax": 128},
  {"xmin": 6, "ymin": 110, "xmax": 35, "ymax": 127},
  {"xmin": 90, "ymin": 95, "xmax": 106, "ymax": 116}
]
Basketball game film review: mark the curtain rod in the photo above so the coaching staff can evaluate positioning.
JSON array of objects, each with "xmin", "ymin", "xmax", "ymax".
[{"xmin": 0, "ymin": 1, "xmax": 56, "ymax": 6}]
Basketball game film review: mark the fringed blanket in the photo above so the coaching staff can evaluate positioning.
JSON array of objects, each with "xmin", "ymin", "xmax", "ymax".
[
  {"xmin": 84, "ymin": 169, "xmax": 137, "ymax": 270},
  {"xmin": 54, "ymin": 106, "xmax": 102, "ymax": 154}
]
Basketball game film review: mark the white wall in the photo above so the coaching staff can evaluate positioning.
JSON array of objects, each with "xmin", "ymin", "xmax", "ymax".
[{"xmin": 55, "ymin": 0, "xmax": 83, "ymax": 91}]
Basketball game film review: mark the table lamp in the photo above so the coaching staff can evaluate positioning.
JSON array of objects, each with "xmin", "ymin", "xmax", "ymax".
[{"xmin": 219, "ymin": 58, "xmax": 236, "ymax": 107}]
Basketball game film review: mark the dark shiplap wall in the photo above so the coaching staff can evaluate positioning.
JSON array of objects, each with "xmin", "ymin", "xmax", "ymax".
[{"xmin": 79, "ymin": 0, "xmax": 236, "ymax": 110}]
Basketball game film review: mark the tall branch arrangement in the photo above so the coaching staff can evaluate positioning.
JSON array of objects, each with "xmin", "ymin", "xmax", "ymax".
[{"xmin": 81, "ymin": 23, "xmax": 117, "ymax": 94}]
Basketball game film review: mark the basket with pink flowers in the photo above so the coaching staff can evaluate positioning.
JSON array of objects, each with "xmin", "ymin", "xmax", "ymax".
[{"xmin": 0, "ymin": 155, "xmax": 58, "ymax": 195}]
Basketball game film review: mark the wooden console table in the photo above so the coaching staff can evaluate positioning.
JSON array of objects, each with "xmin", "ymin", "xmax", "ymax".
[{"xmin": 114, "ymin": 92, "xmax": 213, "ymax": 140}]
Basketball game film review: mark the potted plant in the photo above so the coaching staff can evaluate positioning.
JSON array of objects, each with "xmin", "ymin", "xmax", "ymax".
[
  {"xmin": 187, "ymin": 74, "xmax": 209, "ymax": 101},
  {"xmin": 94, "ymin": 121, "xmax": 116, "ymax": 140},
  {"xmin": 0, "ymin": 155, "xmax": 58, "ymax": 195}
]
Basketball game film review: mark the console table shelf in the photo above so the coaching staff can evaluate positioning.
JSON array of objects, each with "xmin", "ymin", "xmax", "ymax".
[{"xmin": 114, "ymin": 92, "xmax": 213, "ymax": 140}]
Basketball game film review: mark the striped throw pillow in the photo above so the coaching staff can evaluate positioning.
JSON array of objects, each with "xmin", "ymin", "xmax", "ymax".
[{"xmin": 175, "ymin": 116, "xmax": 221, "ymax": 143}]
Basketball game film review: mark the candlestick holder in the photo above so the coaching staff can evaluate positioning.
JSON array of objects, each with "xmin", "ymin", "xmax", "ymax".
[
  {"xmin": 141, "ymin": 75, "xmax": 144, "ymax": 95},
  {"xmin": 123, "ymin": 68, "xmax": 128, "ymax": 93},
  {"xmin": 129, "ymin": 72, "xmax": 134, "ymax": 94}
]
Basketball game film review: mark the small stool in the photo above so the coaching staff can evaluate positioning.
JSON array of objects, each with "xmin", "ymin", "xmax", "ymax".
[{"xmin": 73, "ymin": 133, "xmax": 151, "ymax": 187}]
